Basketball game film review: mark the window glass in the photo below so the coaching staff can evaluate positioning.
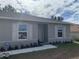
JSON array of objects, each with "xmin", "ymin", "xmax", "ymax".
[
  {"xmin": 19, "ymin": 24, "xmax": 27, "ymax": 31},
  {"xmin": 18, "ymin": 24, "xmax": 27, "ymax": 39},
  {"xmin": 58, "ymin": 29, "xmax": 63, "ymax": 37},
  {"xmin": 19, "ymin": 32, "xmax": 27, "ymax": 39}
]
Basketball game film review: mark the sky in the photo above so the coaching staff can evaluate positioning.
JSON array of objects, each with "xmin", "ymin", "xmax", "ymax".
[{"xmin": 0, "ymin": 0, "xmax": 79, "ymax": 24}]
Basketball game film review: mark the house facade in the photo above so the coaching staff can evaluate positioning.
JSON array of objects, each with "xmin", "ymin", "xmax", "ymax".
[{"xmin": 0, "ymin": 12, "xmax": 72, "ymax": 50}]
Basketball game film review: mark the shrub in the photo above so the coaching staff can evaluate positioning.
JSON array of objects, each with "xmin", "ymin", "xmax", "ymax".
[
  {"xmin": 38, "ymin": 40, "xmax": 43, "ymax": 44},
  {"xmin": 49, "ymin": 42, "xmax": 51, "ymax": 44},
  {"xmin": 52, "ymin": 42, "xmax": 56, "ymax": 45},
  {"xmin": 32, "ymin": 43, "xmax": 38, "ymax": 47},
  {"xmin": 38, "ymin": 43, "xmax": 43, "ymax": 46},
  {"xmin": 71, "ymin": 40, "xmax": 73, "ymax": 43},
  {"xmin": 20, "ymin": 44, "xmax": 25, "ymax": 49},
  {"xmin": 30, "ymin": 43, "xmax": 33, "ymax": 47},
  {"xmin": 7, "ymin": 45, "xmax": 13, "ymax": 51},
  {"xmin": 0, "ymin": 47, "xmax": 5, "ymax": 52},
  {"xmin": 25, "ymin": 45, "xmax": 30, "ymax": 48},
  {"xmin": 14, "ymin": 45, "xmax": 19, "ymax": 50}
]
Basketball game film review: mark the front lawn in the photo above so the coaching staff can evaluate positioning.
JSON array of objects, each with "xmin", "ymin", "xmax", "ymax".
[{"xmin": 1, "ymin": 43, "xmax": 79, "ymax": 59}]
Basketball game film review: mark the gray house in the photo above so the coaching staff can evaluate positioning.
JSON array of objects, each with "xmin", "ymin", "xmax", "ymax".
[{"xmin": 0, "ymin": 12, "xmax": 72, "ymax": 50}]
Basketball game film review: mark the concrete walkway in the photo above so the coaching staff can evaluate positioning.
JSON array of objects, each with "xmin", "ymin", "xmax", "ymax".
[
  {"xmin": 0, "ymin": 45, "xmax": 57, "ymax": 57},
  {"xmin": 73, "ymin": 41, "xmax": 79, "ymax": 44}
]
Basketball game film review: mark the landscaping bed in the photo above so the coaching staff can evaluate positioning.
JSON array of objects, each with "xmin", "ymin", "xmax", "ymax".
[{"xmin": 4, "ymin": 43, "xmax": 79, "ymax": 59}]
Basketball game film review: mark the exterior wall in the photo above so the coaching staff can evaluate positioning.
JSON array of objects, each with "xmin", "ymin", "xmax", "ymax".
[
  {"xmin": 48, "ymin": 24, "xmax": 55, "ymax": 42},
  {"xmin": 0, "ymin": 20, "xmax": 12, "ymax": 42},
  {"xmin": 48, "ymin": 23, "xmax": 71, "ymax": 43},
  {"xmin": 70, "ymin": 24, "xmax": 79, "ymax": 40},
  {"xmin": 38, "ymin": 24, "xmax": 44, "ymax": 42},
  {"xmin": 32, "ymin": 23, "xmax": 38, "ymax": 43},
  {"xmin": 12, "ymin": 22, "xmax": 38, "ymax": 47},
  {"xmin": 71, "ymin": 32, "xmax": 79, "ymax": 40},
  {"xmin": 0, "ymin": 19, "xmax": 71, "ymax": 48},
  {"xmin": 0, "ymin": 20, "xmax": 38, "ymax": 48},
  {"xmin": 65, "ymin": 24, "xmax": 72, "ymax": 40},
  {"xmin": 0, "ymin": 20, "xmax": 12, "ymax": 47}
]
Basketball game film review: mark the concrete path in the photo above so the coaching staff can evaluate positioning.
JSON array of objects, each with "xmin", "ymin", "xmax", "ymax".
[
  {"xmin": 0, "ymin": 45, "xmax": 57, "ymax": 57},
  {"xmin": 73, "ymin": 41, "xmax": 79, "ymax": 44}
]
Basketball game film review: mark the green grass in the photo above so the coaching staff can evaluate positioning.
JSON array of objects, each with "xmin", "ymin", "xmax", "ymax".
[
  {"xmin": 57, "ymin": 43, "xmax": 79, "ymax": 48},
  {"xmin": 73, "ymin": 38, "xmax": 79, "ymax": 42},
  {"xmin": 1, "ymin": 43, "xmax": 79, "ymax": 59}
]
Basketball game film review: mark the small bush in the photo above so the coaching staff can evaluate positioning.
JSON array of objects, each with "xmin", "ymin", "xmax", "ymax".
[
  {"xmin": 20, "ymin": 44, "xmax": 25, "ymax": 49},
  {"xmin": 49, "ymin": 42, "xmax": 52, "ymax": 44},
  {"xmin": 14, "ymin": 45, "xmax": 19, "ymax": 50},
  {"xmin": 33, "ymin": 43, "xmax": 38, "ymax": 47},
  {"xmin": 0, "ymin": 47, "xmax": 5, "ymax": 52},
  {"xmin": 52, "ymin": 42, "xmax": 56, "ymax": 45},
  {"xmin": 7, "ymin": 45, "xmax": 13, "ymax": 51},
  {"xmin": 25, "ymin": 45, "xmax": 30, "ymax": 48},
  {"xmin": 30, "ymin": 43, "xmax": 33, "ymax": 47},
  {"xmin": 38, "ymin": 43, "xmax": 43, "ymax": 46},
  {"xmin": 38, "ymin": 40, "xmax": 43, "ymax": 44}
]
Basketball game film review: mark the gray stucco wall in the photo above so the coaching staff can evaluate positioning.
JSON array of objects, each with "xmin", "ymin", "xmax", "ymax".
[
  {"xmin": 48, "ymin": 23, "xmax": 71, "ymax": 43},
  {"xmin": 32, "ymin": 23, "xmax": 38, "ymax": 43},
  {"xmin": 0, "ymin": 20, "xmax": 39, "ymax": 47},
  {"xmin": 38, "ymin": 24, "xmax": 44, "ymax": 42},
  {"xmin": 71, "ymin": 32, "xmax": 79, "ymax": 40},
  {"xmin": 65, "ymin": 24, "xmax": 72, "ymax": 40},
  {"xmin": 48, "ymin": 24, "xmax": 55, "ymax": 42},
  {"xmin": 0, "ymin": 20, "xmax": 12, "ymax": 42}
]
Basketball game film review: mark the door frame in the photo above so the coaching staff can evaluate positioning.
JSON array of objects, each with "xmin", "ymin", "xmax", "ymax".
[{"xmin": 38, "ymin": 24, "xmax": 48, "ymax": 44}]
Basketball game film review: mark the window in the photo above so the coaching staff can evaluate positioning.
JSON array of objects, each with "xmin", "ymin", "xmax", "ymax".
[
  {"xmin": 18, "ymin": 24, "xmax": 27, "ymax": 40},
  {"xmin": 55, "ymin": 25, "xmax": 65, "ymax": 38},
  {"xmin": 19, "ymin": 24, "xmax": 27, "ymax": 31},
  {"xmin": 58, "ymin": 29, "xmax": 63, "ymax": 37}
]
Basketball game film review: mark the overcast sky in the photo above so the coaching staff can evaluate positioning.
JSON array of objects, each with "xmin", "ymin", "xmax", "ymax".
[{"xmin": 0, "ymin": 0, "xmax": 79, "ymax": 24}]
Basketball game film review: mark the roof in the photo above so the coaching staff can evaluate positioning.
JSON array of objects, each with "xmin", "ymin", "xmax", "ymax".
[
  {"xmin": 70, "ymin": 24, "xmax": 79, "ymax": 32},
  {"xmin": 0, "ymin": 12, "xmax": 71, "ymax": 24}
]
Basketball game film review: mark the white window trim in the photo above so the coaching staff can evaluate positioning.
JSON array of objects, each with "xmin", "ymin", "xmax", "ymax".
[
  {"xmin": 17, "ymin": 23, "xmax": 28, "ymax": 40},
  {"xmin": 55, "ymin": 25, "xmax": 66, "ymax": 39},
  {"xmin": 12, "ymin": 22, "xmax": 28, "ymax": 41}
]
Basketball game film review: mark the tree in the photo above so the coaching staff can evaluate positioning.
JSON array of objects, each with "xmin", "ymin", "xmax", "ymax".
[
  {"xmin": 2, "ymin": 5, "xmax": 16, "ymax": 13},
  {"xmin": 0, "ymin": 4, "xmax": 3, "ymax": 12}
]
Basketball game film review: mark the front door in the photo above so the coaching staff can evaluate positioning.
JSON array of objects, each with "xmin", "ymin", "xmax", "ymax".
[
  {"xmin": 43, "ymin": 24, "xmax": 48, "ymax": 43},
  {"xmin": 38, "ymin": 24, "xmax": 48, "ymax": 44}
]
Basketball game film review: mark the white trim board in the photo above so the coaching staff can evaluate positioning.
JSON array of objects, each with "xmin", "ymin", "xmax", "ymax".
[{"xmin": 55, "ymin": 25, "xmax": 66, "ymax": 39}]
